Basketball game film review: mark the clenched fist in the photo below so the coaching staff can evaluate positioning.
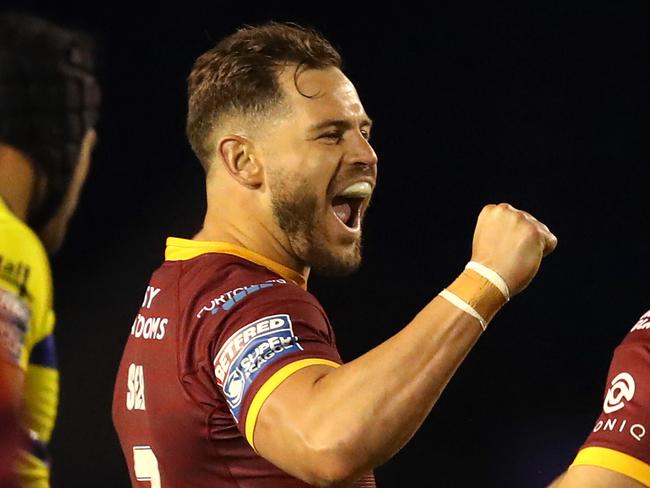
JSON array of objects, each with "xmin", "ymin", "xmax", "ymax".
[{"xmin": 471, "ymin": 203, "xmax": 557, "ymax": 297}]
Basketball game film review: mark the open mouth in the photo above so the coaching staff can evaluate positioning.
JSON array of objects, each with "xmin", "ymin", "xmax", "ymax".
[
  {"xmin": 330, "ymin": 181, "xmax": 373, "ymax": 231},
  {"xmin": 332, "ymin": 196, "xmax": 364, "ymax": 229}
]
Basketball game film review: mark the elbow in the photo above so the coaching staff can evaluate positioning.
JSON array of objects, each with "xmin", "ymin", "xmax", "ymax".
[
  {"xmin": 308, "ymin": 460, "xmax": 355, "ymax": 488},
  {"xmin": 305, "ymin": 463, "xmax": 358, "ymax": 488},
  {"xmin": 300, "ymin": 439, "xmax": 368, "ymax": 488}
]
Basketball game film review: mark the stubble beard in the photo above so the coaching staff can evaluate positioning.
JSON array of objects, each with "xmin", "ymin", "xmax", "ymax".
[{"xmin": 269, "ymin": 171, "xmax": 362, "ymax": 276}]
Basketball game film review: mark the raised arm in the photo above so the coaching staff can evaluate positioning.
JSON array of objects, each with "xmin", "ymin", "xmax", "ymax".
[{"xmin": 252, "ymin": 203, "xmax": 557, "ymax": 486}]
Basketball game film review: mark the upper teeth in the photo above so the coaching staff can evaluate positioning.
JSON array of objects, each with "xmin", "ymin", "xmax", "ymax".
[{"xmin": 338, "ymin": 182, "xmax": 372, "ymax": 198}]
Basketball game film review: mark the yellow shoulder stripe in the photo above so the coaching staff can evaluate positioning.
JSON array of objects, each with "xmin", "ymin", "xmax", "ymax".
[
  {"xmin": 244, "ymin": 358, "xmax": 340, "ymax": 451},
  {"xmin": 572, "ymin": 446, "xmax": 650, "ymax": 486}
]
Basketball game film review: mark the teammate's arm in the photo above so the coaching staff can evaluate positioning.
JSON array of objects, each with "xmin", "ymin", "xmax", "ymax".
[
  {"xmin": 252, "ymin": 203, "xmax": 557, "ymax": 487},
  {"xmin": 550, "ymin": 467, "xmax": 646, "ymax": 487}
]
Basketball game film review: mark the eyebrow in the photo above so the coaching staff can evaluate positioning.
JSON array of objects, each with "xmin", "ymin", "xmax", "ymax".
[{"xmin": 308, "ymin": 117, "xmax": 374, "ymax": 132}]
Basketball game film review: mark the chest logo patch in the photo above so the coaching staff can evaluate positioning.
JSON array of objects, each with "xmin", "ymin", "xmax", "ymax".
[{"xmin": 603, "ymin": 372, "xmax": 635, "ymax": 414}]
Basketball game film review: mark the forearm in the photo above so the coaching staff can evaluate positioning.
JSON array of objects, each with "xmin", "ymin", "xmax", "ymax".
[
  {"xmin": 257, "ymin": 267, "xmax": 507, "ymax": 484},
  {"xmin": 304, "ymin": 295, "xmax": 485, "ymax": 473}
]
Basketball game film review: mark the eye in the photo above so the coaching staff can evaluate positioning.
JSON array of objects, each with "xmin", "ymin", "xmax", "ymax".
[
  {"xmin": 360, "ymin": 128, "xmax": 371, "ymax": 141},
  {"xmin": 318, "ymin": 131, "xmax": 343, "ymax": 144}
]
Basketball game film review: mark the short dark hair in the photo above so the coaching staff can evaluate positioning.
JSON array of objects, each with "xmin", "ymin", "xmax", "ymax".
[{"xmin": 186, "ymin": 22, "xmax": 342, "ymax": 169}]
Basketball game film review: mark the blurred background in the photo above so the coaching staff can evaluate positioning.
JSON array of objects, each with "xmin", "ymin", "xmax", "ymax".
[{"xmin": 3, "ymin": 1, "xmax": 650, "ymax": 486}]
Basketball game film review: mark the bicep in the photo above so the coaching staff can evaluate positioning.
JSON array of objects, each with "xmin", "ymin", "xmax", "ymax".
[
  {"xmin": 558, "ymin": 465, "xmax": 646, "ymax": 488},
  {"xmin": 253, "ymin": 364, "xmax": 337, "ymax": 481}
]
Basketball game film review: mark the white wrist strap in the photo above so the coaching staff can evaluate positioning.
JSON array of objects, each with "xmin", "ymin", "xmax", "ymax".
[
  {"xmin": 439, "ymin": 289, "xmax": 487, "ymax": 331},
  {"xmin": 465, "ymin": 261, "xmax": 510, "ymax": 301}
]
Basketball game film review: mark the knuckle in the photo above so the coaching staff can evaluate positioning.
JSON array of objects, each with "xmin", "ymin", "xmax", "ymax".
[
  {"xmin": 525, "ymin": 224, "xmax": 541, "ymax": 240},
  {"xmin": 479, "ymin": 205, "xmax": 494, "ymax": 219},
  {"xmin": 512, "ymin": 211, "xmax": 526, "ymax": 224}
]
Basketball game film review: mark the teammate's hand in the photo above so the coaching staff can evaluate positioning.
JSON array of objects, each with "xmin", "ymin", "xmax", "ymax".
[{"xmin": 470, "ymin": 203, "xmax": 557, "ymax": 297}]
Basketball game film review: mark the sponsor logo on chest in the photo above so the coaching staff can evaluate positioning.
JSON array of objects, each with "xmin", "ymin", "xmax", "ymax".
[
  {"xmin": 595, "ymin": 372, "xmax": 646, "ymax": 442},
  {"xmin": 196, "ymin": 279, "xmax": 287, "ymax": 319},
  {"xmin": 130, "ymin": 286, "xmax": 169, "ymax": 341}
]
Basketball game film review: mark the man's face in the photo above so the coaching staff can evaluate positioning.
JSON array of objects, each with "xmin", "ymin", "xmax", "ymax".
[{"xmin": 259, "ymin": 67, "xmax": 377, "ymax": 276}]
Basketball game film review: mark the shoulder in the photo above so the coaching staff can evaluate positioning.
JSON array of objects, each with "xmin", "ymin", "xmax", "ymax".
[
  {"xmin": 625, "ymin": 308, "xmax": 650, "ymax": 340},
  {"xmin": 569, "ymin": 306, "xmax": 650, "ymax": 486},
  {"xmin": 610, "ymin": 307, "xmax": 650, "ymax": 362},
  {"xmin": 174, "ymin": 252, "xmax": 325, "ymax": 320},
  {"xmin": 200, "ymin": 278, "xmax": 327, "ymax": 335},
  {"xmin": 0, "ymin": 210, "xmax": 51, "ymax": 299}
]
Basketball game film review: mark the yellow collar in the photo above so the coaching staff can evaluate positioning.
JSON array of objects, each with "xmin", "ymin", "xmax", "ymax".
[{"xmin": 165, "ymin": 237, "xmax": 307, "ymax": 289}]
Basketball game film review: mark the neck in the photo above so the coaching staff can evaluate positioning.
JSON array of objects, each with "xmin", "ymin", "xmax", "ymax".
[
  {"xmin": 195, "ymin": 191, "xmax": 310, "ymax": 284},
  {"xmin": 0, "ymin": 145, "xmax": 35, "ymax": 221}
]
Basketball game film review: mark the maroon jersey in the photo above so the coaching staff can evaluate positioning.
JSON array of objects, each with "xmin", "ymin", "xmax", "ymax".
[
  {"xmin": 112, "ymin": 238, "xmax": 376, "ymax": 487},
  {"xmin": 571, "ymin": 308, "xmax": 650, "ymax": 485}
]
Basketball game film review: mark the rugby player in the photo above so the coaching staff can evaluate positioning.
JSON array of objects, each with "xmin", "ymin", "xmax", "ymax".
[
  {"xmin": 549, "ymin": 309, "xmax": 650, "ymax": 487},
  {"xmin": 0, "ymin": 13, "xmax": 100, "ymax": 487},
  {"xmin": 112, "ymin": 22, "xmax": 557, "ymax": 487}
]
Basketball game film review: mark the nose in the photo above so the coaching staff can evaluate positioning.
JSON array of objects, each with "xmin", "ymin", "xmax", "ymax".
[{"xmin": 344, "ymin": 131, "xmax": 378, "ymax": 170}]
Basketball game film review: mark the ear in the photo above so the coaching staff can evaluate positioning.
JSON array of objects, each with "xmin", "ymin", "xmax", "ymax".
[{"xmin": 217, "ymin": 135, "xmax": 264, "ymax": 188}]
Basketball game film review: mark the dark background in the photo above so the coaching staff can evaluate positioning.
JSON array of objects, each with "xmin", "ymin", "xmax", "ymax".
[{"xmin": 4, "ymin": 2, "xmax": 650, "ymax": 486}]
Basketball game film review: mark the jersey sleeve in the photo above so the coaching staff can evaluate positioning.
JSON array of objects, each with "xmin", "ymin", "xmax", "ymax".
[
  {"xmin": 570, "ymin": 309, "xmax": 650, "ymax": 486},
  {"xmin": 207, "ymin": 284, "xmax": 342, "ymax": 448}
]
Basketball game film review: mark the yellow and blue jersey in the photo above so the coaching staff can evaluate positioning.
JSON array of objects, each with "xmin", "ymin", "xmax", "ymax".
[{"xmin": 0, "ymin": 197, "xmax": 57, "ymax": 487}]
